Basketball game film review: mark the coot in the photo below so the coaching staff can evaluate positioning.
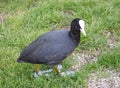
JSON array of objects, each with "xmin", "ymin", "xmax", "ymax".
[{"xmin": 17, "ymin": 18, "xmax": 86, "ymax": 75}]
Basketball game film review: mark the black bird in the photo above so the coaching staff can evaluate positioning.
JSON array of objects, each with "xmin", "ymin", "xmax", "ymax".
[{"xmin": 17, "ymin": 18, "xmax": 86, "ymax": 75}]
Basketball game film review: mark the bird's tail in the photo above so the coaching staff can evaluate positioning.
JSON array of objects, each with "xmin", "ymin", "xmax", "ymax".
[{"xmin": 17, "ymin": 58, "xmax": 24, "ymax": 63}]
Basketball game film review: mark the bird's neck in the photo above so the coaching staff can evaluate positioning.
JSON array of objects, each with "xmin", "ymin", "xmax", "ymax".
[{"xmin": 69, "ymin": 30, "xmax": 80, "ymax": 43}]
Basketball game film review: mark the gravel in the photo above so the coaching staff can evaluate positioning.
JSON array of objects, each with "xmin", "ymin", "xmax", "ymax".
[{"xmin": 88, "ymin": 70, "xmax": 120, "ymax": 88}]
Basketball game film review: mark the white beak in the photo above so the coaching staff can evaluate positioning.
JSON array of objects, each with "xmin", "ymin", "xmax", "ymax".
[
  {"xmin": 80, "ymin": 28, "xmax": 86, "ymax": 36},
  {"xmin": 79, "ymin": 20, "xmax": 86, "ymax": 36}
]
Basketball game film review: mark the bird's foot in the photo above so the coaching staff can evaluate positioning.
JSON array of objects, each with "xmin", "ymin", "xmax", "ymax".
[
  {"xmin": 33, "ymin": 69, "xmax": 53, "ymax": 78},
  {"xmin": 61, "ymin": 70, "xmax": 75, "ymax": 77},
  {"xmin": 57, "ymin": 64, "xmax": 62, "ymax": 70},
  {"xmin": 33, "ymin": 64, "xmax": 63, "ymax": 78},
  {"xmin": 34, "ymin": 71, "xmax": 39, "ymax": 78}
]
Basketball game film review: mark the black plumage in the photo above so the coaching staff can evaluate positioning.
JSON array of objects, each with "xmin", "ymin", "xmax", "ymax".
[{"xmin": 17, "ymin": 18, "xmax": 86, "ymax": 66}]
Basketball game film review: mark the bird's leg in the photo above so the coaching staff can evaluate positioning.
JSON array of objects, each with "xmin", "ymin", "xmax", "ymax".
[
  {"xmin": 36, "ymin": 64, "xmax": 39, "ymax": 74},
  {"xmin": 33, "ymin": 64, "xmax": 39, "ymax": 78},
  {"xmin": 54, "ymin": 65, "xmax": 60, "ymax": 74}
]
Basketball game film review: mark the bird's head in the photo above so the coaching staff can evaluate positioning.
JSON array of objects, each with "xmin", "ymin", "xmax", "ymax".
[{"xmin": 71, "ymin": 18, "xmax": 86, "ymax": 36}]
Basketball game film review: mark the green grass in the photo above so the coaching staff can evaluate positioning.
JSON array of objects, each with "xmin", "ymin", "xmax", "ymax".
[
  {"xmin": 0, "ymin": 0, "xmax": 120, "ymax": 88},
  {"xmin": 98, "ymin": 47, "xmax": 120, "ymax": 69}
]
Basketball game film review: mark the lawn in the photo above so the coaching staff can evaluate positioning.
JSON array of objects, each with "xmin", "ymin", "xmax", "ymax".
[{"xmin": 0, "ymin": 0, "xmax": 120, "ymax": 88}]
